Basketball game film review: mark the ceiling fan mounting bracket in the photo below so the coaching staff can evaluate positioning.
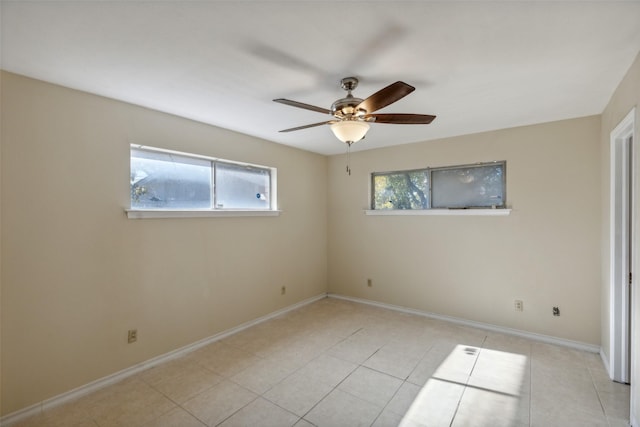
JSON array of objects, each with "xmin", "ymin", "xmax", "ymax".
[{"xmin": 340, "ymin": 76, "xmax": 359, "ymax": 93}]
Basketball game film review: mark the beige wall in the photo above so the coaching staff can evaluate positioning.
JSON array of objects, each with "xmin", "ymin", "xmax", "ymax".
[
  {"xmin": 0, "ymin": 72, "xmax": 328, "ymax": 415},
  {"xmin": 328, "ymin": 116, "xmax": 602, "ymax": 345},
  {"xmin": 600, "ymin": 51, "xmax": 640, "ymax": 423}
]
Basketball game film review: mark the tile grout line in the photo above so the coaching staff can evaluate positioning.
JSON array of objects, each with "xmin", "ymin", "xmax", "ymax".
[
  {"xmin": 257, "ymin": 332, "xmax": 364, "ymax": 426},
  {"xmin": 296, "ymin": 332, "xmax": 393, "ymax": 427},
  {"xmin": 212, "ymin": 393, "xmax": 262, "ymax": 427},
  {"xmin": 448, "ymin": 336, "xmax": 488, "ymax": 427},
  {"xmin": 367, "ymin": 339, "xmax": 439, "ymax": 425},
  {"xmin": 231, "ymin": 320, "xmax": 365, "ymax": 425},
  {"xmin": 586, "ymin": 360, "xmax": 613, "ymax": 427},
  {"xmin": 138, "ymin": 359, "xmax": 223, "ymax": 426}
]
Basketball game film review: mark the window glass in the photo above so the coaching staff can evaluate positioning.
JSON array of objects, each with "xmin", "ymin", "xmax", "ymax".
[
  {"xmin": 131, "ymin": 149, "xmax": 212, "ymax": 209},
  {"xmin": 215, "ymin": 163, "xmax": 271, "ymax": 209},
  {"xmin": 373, "ymin": 170, "xmax": 429, "ymax": 210},
  {"xmin": 431, "ymin": 164, "xmax": 505, "ymax": 208}
]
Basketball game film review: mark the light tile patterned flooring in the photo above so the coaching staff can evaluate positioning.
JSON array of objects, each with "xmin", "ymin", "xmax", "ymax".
[{"xmin": 14, "ymin": 297, "xmax": 630, "ymax": 427}]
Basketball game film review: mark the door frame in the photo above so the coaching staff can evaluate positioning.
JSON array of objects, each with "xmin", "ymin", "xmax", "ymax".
[{"xmin": 609, "ymin": 107, "xmax": 636, "ymax": 386}]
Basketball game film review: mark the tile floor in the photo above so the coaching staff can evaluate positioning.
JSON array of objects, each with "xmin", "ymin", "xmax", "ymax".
[{"xmin": 12, "ymin": 297, "xmax": 630, "ymax": 427}]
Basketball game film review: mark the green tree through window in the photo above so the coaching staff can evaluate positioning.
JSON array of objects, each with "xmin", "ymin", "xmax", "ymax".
[{"xmin": 373, "ymin": 170, "xmax": 429, "ymax": 209}]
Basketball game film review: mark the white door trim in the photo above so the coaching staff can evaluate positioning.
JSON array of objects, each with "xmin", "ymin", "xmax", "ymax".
[{"xmin": 609, "ymin": 107, "xmax": 636, "ymax": 385}]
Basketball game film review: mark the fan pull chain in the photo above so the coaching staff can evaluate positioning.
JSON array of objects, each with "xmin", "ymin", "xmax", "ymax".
[{"xmin": 346, "ymin": 142, "xmax": 352, "ymax": 175}]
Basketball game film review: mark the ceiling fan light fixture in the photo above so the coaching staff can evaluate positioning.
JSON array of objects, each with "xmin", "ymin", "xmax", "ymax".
[{"xmin": 330, "ymin": 120, "xmax": 370, "ymax": 144}]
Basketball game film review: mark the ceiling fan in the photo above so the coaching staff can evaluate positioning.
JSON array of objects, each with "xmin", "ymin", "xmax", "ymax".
[{"xmin": 274, "ymin": 77, "xmax": 436, "ymax": 146}]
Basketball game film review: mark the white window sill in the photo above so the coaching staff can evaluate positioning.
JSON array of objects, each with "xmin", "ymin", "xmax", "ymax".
[
  {"xmin": 126, "ymin": 209, "xmax": 282, "ymax": 219},
  {"xmin": 364, "ymin": 208, "xmax": 511, "ymax": 216}
]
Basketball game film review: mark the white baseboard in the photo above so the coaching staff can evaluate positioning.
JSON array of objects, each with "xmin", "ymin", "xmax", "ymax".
[
  {"xmin": 0, "ymin": 293, "xmax": 327, "ymax": 427},
  {"xmin": 328, "ymin": 293, "xmax": 601, "ymax": 354}
]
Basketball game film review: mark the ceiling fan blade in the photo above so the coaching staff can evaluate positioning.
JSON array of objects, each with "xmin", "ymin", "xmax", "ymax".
[
  {"xmin": 273, "ymin": 98, "xmax": 331, "ymax": 115},
  {"xmin": 357, "ymin": 81, "xmax": 415, "ymax": 113},
  {"xmin": 279, "ymin": 121, "xmax": 334, "ymax": 133},
  {"xmin": 343, "ymin": 24, "xmax": 407, "ymax": 73},
  {"xmin": 366, "ymin": 113, "xmax": 436, "ymax": 124},
  {"xmin": 249, "ymin": 42, "xmax": 326, "ymax": 77}
]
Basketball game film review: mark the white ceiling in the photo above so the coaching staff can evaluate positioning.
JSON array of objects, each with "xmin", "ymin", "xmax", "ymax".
[{"xmin": 2, "ymin": 1, "xmax": 640, "ymax": 155}]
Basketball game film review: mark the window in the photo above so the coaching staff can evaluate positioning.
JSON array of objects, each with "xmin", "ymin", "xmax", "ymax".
[
  {"xmin": 373, "ymin": 168, "xmax": 430, "ymax": 210},
  {"xmin": 130, "ymin": 146, "xmax": 276, "ymax": 213},
  {"xmin": 214, "ymin": 162, "xmax": 271, "ymax": 209},
  {"xmin": 372, "ymin": 161, "xmax": 505, "ymax": 210}
]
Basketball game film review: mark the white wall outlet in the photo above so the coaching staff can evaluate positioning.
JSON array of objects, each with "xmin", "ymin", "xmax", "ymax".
[{"xmin": 514, "ymin": 300, "xmax": 524, "ymax": 312}]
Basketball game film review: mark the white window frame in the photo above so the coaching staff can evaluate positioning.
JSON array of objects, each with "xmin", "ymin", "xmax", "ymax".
[
  {"xmin": 366, "ymin": 161, "xmax": 510, "ymax": 216},
  {"xmin": 126, "ymin": 145, "xmax": 280, "ymax": 219}
]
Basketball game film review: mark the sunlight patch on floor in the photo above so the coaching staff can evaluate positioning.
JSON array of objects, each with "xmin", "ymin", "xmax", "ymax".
[{"xmin": 400, "ymin": 344, "xmax": 528, "ymax": 426}]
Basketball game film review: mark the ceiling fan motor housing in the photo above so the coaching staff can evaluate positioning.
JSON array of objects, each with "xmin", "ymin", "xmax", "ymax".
[
  {"xmin": 332, "ymin": 77, "xmax": 367, "ymax": 120},
  {"xmin": 331, "ymin": 96, "xmax": 366, "ymax": 119}
]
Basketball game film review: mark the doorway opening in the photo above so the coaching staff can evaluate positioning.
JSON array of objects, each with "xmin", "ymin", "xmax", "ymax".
[{"xmin": 610, "ymin": 107, "xmax": 636, "ymax": 385}]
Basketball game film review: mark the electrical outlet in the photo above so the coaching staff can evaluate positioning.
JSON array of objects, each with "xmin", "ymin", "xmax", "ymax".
[
  {"xmin": 281, "ymin": 286, "xmax": 286, "ymax": 295},
  {"xmin": 553, "ymin": 306, "xmax": 560, "ymax": 316},
  {"xmin": 127, "ymin": 329, "xmax": 137, "ymax": 343},
  {"xmin": 367, "ymin": 278, "xmax": 373, "ymax": 287},
  {"xmin": 514, "ymin": 300, "xmax": 523, "ymax": 312}
]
